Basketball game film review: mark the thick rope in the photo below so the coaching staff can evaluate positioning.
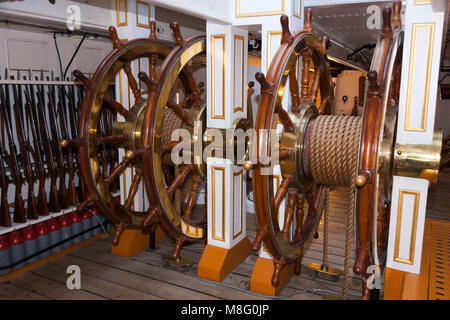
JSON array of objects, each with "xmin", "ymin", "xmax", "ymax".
[
  {"xmin": 161, "ymin": 107, "xmax": 184, "ymax": 165},
  {"xmin": 308, "ymin": 115, "xmax": 362, "ymax": 300},
  {"xmin": 162, "ymin": 104, "xmax": 184, "ymax": 216},
  {"xmin": 322, "ymin": 187, "xmax": 329, "ymax": 269}
]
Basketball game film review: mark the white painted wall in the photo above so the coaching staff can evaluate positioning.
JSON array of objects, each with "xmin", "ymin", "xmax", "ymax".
[{"xmin": 0, "ymin": 22, "xmax": 112, "ymax": 80}]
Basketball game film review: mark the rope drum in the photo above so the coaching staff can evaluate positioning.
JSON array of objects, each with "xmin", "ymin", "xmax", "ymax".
[{"xmin": 307, "ymin": 115, "xmax": 362, "ymax": 187}]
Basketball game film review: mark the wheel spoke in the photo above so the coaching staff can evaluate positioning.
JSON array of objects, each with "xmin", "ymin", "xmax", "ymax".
[
  {"xmin": 97, "ymin": 134, "xmax": 129, "ymax": 145},
  {"xmin": 105, "ymin": 157, "xmax": 132, "ymax": 186},
  {"xmin": 104, "ymin": 92, "xmax": 132, "ymax": 119},
  {"xmin": 183, "ymin": 63, "xmax": 202, "ymax": 107},
  {"xmin": 300, "ymin": 49, "xmax": 313, "ymax": 101},
  {"xmin": 289, "ymin": 65, "xmax": 301, "ymax": 113},
  {"xmin": 274, "ymin": 176, "xmax": 293, "ymax": 212},
  {"xmin": 167, "ymin": 164, "xmax": 193, "ymax": 197},
  {"xmin": 167, "ymin": 101, "xmax": 193, "ymax": 124},
  {"xmin": 124, "ymin": 169, "xmax": 142, "ymax": 209},
  {"xmin": 149, "ymin": 54, "xmax": 158, "ymax": 79},
  {"xmin": 294, "ymin": 193, "xmax": 306, "ymax": 239},
  {"xmin": 123, "ymin": 62, "xmax": 144, "ymax": 104},
  {"xmin": 181, "ymin": 175, "xmax": 202, "ymax": 222},
  {"xmin": 276, "ymin": 104, "xmax": 294, "ymax": 131},
  {"xmin": 281, "ymin": 188, "xmax": 298, "ymax": 240},
  {"xmin": 310, "ymin": 65, "xmax": 322, "ymax": 105},
  {"xmin": 162, "ymin": 140, "xmax": 183, "ymax": 154}
]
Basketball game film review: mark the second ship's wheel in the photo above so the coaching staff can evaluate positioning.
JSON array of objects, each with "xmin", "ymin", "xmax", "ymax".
[
  {"xmin": 253, "ymin": 2, "xmax": 404, "ymax": 299},
  {"xmin": 139, "ymin": 23, "xmax": 208, "ymax": 264},
  {"xmin": 251, "ymin": 13, "xmax": 334, "ymax": 287}
]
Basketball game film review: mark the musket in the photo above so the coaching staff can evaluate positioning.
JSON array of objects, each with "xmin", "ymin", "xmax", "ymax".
[
  {"xmin": 57, "ymin": 86, "xmax": 77, "ymax": 205},
  {"xmin": 35, "ymin": 88, "xmax": 60, "ymax": 212},
  {"xmin": 0, "ymin": 84, "xmax": 26, "ymax": 223},
  {"xmin": 24, "ymin": 89, "xmax": 49, "ymax": 216},
  {"xmin": 12, "ymin": 84, "xmax": 39, "ymax": 220},
  {"xmin": 73, "ymin": 85, "xmax": 88, "ymax": 200},
  {"xmin": 46, "ymin": 88, "xmax": 68, "ymax": 209},
  {"xmin": 0, "ymin": 145, "xmax": 11, "ymax": 227}
]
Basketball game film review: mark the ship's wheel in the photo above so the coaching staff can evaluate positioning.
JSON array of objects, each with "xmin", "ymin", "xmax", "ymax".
[
  {"xmin": 252, "ymin": 2, "xmax": 404, "ymax": 299},
  {"xmin": 138, "ymin": 23, "xmax": 208, "ymax": 264},
  {"xmin": 250, "ymin": 11, "xmax": 334, "ymax": 287},
  {"xmin": 68, "ymin": 22, "xmax": 203, "ymax": 246}
]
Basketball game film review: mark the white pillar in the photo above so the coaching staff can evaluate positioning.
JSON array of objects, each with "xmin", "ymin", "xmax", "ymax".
[
  {"xmin": 386, "ymin": 0, "xmax": 447, "ymax": 274},
  {"xmin": 198, "ymin": 21, "xmax": 250, "ymax": 282}
]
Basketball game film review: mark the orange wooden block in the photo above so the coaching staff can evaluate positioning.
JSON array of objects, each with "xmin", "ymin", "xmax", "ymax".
[
  {"xmin": 250, "ymin": 257, "xmax": 294, "ymax": 296},
  {"xmin": 111, "ymin": 225, "xmax": 166, "ymax": 257},
  {"xmin": 197, "ymin": 236, "xmax": 251, "ymax": 282}
]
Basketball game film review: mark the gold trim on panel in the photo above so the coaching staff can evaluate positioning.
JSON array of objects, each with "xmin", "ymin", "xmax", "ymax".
[
  {"xmin": 236, "ymin": 0, "xmax": 285, "ymax": 18},
  {"xmin": 119, "ymin": 69, "xmax": 128, "ymax": 202},
  {"xmin": 394, "ymin": 190, "xmax": 420, "ymax": 265},
  {"xmin": 116, "ymin": 0, "xmax": 128, "ymax": 27},
  {"xmin": 404, "ymin": 23, "xmax": 435, "ymax": 132},
  {"xmin": 136, "ymin": 0, "xmax": 151, "ymax": 29},
  {"xmin": 414, "ymin": 0, "xmax": 432, "ymax": 5},
  {"xmin": 293, "ymin": 0, "xmax": 302, "ymax": 18},
  {"xmin": 266, "ymin": 31, "xmax": 282, "ymax": 72},
  {"xmin": 232, "ymin": 170, "xmax": 244, "ymax": 239},
  {"xmin": 211, "ymin": 35, "xmax": 226, "ymax": 120},
  {"xmin": 234, "ymin": 35, "xmax": 245, "ymax": 113},
  {"xmin": 212, "ymin": 167, "xmax": 226, "ymax": 241}
]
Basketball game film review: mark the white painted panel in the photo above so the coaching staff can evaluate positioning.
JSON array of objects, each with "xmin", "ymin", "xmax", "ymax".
[
  {"xmin": 397, "ymin": 192, "xmax": 416, "ymax": 261},
  {"xmin": 236, "ymin": 0, "xmax": 284, "ymax": 17},
  {"xmin": 213, "ymin": 166, "xmax": 224, "ymax": 241},
  {"xmin": 234, "ymin": 36, "xmax": 244, "ymax": 112},
  {"xmin": 213, "ymin": 36, "xmax": 225, "ymax": 119},
  {"xmin": 233, "ymin": 170, "xmax": 243, "ymax": 239},
  {"xmin": 137, "ymin": 1, "xmax": 150, "ymax": 27},
  {"xmin": 386, "ymin": 176, "xmax": 429, "ymax": 274},
  {"xmin": 396, "ymin": 0, "xmax": 446, "ymax": 145}
]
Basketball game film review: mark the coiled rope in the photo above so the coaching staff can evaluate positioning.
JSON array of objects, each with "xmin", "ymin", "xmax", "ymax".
[{"xmin": 308, "ymin": 115, "xmax": 361, "ymax": 300}]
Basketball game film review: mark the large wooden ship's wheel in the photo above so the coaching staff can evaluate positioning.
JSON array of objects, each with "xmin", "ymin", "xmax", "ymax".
[
  {"xmin": 67, "ymin": 22, "xmax": 203, "ymax": 245},
  {"xmin": 252, "ymin": 2, "xmax": 404, "ymax": 299},
  {"xmin": 250, "ymin": 11, "xmax": 334, "ymax": 287},
  {"xmin": 138, "ymin": 23, "xmax": 209, "ymax": 264}
]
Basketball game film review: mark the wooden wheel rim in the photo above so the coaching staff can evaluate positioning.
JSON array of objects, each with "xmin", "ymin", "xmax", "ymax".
[
  {"xmin": 358, "ymin": 28, "xmax": 404, "ymax": 267},
  {"xmin": 78, "ymin": 39, "xmax": 172, "ymax": 228},
  {"xmin": 142, "ymin": 36, "xmax": 207, "ymax": 241},
  {"xmin": 253, "ymin": 33, "xmax": 333, "ymax": 262}
]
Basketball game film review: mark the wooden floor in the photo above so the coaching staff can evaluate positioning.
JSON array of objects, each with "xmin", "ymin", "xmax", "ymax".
[{"xmin": 1, "ymin": 169, "xmax": 449, "ymax": 300}]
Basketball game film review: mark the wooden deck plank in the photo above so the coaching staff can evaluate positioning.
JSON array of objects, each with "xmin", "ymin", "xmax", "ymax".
[
  {"xmin": 0, "ymin": 282, "xmax": 51, "ymax": 300},
  {"xmin": 32, "ymin": 262, "xmax": 162, "ymax": 300},
  {"xmin": 53, "ymin": 253, "xmax": 219, "ymax": 300},
  {"xmin": 8, "ymin": 271, "xmax": 106, "ymax": 300}
]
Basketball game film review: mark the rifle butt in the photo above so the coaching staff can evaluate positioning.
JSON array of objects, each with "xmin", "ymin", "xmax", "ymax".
[
  {"xmin": 67, "ymin": 175, "xmax": 78, "ymax": 206},
  {"xmin": 0, "ymin": 196, "xmax": 11, "ymax": 227},
  {"xmin": 48, "ymin": 180, "xmax": 61, "ymax": 213},
  {"xmin": 37, "ymin": 180, "xmax": 49, "ymax": 216},
  {"xmin": 26, "ymin": 186, "xmax": 40, "ymax": 220},
  {"xmin": 13, "ymin": 192, "xmax": 26, "ymax": 223}
]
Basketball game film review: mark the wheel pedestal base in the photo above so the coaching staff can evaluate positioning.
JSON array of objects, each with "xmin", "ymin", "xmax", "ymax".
[
  {"xmin": 111, "ymin": 225, "xmax": 166, "ymax": 257},
  {"xmin": 197, "ymin": 236, "xmax": 251, "ymax": 282},
  {"xmin": 305, "ymin": 262, "xmax": 343, "ymax": 281},
  {"xmin": 250, "ymin": 257, "xmax": 294, "ymax": 296}
]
